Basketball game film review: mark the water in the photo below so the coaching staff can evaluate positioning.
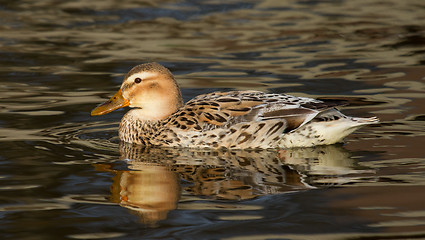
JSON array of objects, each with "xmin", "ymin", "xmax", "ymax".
[{"xmin": 1, "ymin": 0, "xmax": 425, "ymax": 239}]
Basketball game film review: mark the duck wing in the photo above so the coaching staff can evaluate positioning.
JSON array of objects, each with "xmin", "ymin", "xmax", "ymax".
[{"xmin": 168, "ymin": 90, "xmax": 345, "ymax": 133}]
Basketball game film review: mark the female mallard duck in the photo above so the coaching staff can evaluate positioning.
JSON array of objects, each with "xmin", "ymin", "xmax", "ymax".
[{"xmin": 91, "ymin": 62, "xmax": 379, "ymax": 149}]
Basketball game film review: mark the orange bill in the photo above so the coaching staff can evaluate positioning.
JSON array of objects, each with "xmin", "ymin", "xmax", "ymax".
[{"xmin": 91, "ymin": 89, "xmax": 130, "ymax": 116}]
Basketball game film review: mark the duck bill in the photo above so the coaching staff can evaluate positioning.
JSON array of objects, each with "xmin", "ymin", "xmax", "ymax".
[{"xmin": 91, "ymin": 89, "xmax": 130, "ymax": 116}]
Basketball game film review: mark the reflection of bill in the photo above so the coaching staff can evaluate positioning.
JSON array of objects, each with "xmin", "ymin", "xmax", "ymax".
[{"xmin": 103, "ymin": 143, "xmax": 374, "ymax": 224}]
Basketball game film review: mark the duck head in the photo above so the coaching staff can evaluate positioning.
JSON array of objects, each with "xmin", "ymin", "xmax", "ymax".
[{"xmin": 91, "ymin": 62, "xmax": 183, "ymax": 121}]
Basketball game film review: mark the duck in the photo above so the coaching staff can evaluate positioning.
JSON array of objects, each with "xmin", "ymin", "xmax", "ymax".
[{"xmin": 91, "ymin": 62, "xmax": 379, "ymax": 149}]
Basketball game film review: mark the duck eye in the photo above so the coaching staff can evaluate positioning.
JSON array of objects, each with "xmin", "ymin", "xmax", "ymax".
[{"xmin": 134, "ymin": 78, "xmax": 142, "ymax": 83}]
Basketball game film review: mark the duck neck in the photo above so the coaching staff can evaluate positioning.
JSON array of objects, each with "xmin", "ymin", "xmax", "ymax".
[{"xmin": 119, "ymin": 109, "xmax": 164, "ymax": 145}]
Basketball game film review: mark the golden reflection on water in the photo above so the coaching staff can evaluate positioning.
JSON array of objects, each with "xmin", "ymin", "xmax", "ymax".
[
  {"xmin": 1, "ymin": 0, "xmax": 423, "ymax": 89},
  {"xmin": 97, "ymin": 143, "xmax": 375, "ymax": 224}
]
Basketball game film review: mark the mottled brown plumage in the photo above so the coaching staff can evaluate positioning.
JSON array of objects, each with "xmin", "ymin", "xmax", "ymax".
[{"xmin": 91, "ymin": 62, "xmax": 379, "ymax": 149}]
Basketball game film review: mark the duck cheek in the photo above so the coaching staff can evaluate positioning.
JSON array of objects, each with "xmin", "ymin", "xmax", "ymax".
[{"xmin": 149, "ymin": 82, "xmax": 159, "ymax": 89}]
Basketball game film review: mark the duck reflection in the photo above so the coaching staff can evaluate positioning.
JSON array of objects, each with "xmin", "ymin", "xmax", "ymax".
[
  {"xmin": 109, "ymin": 163, "xmax": 180, "ymax": 225},
  {"xmin": 103, "ymin": 143, "xmax": 373, "ymax": 225}
]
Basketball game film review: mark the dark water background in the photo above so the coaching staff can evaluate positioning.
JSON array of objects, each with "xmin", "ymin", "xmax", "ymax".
[{"xmin": 1, "ymin": 0, "xmax": 425, "ymax": 239}]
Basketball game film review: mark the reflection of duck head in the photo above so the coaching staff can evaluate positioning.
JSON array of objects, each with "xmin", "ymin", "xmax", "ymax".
[
  {"xmin": 109, "ymin": 162, "xmax": 179, "ymax": 226},
  {"xmin": 102, "ymin": 143, "xmax": 373, "ymax": 224}
]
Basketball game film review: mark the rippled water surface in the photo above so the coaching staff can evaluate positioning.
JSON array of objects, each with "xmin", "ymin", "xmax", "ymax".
[{"xmin": 1, "ymin": 0, "xmax": 425, "ymax": 239}]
